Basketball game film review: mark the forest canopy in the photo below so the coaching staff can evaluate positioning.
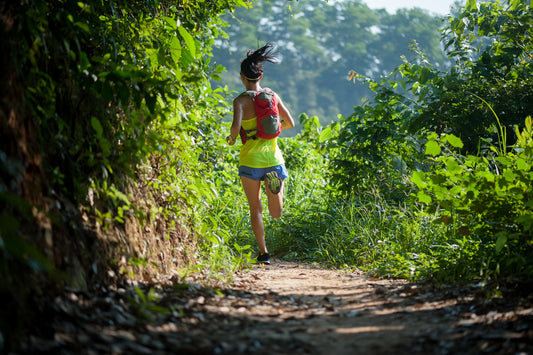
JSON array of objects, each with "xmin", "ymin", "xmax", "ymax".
[{"xmin": 212, "ymin": 0, "xmax": 449, "ymax": 126}]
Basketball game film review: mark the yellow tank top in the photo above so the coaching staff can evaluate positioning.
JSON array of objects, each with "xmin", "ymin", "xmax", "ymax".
[{"xmin": 239, "ymin": 116, "xmax": 285, "ymax": 168}]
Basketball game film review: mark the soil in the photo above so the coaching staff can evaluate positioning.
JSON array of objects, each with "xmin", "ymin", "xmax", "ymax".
[{"xmin": 17, "ymin": 260, "xmax": 533, "ymax": 354}]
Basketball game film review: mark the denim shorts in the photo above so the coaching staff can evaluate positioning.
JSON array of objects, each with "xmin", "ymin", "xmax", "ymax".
[{"xmin": 238, "ymin": 164, "xmax": 288, "ymax": 181}]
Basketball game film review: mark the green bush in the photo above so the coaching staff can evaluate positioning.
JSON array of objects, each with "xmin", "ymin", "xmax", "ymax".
[{"xmin": 412, "ymin": 116, "xmax": 533, "ymax": 280}]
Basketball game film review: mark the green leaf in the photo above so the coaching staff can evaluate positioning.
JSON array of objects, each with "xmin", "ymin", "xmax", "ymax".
[
  {"xmin": 204, "ymin": 233, "xmax": 219, "ymax": 244},
  {"xmin": 466, "ymin": 0, "xmax": 478, "ymax": 11},
  {"xmin": 147, "ymin": 305, "xmax": 170, "ymax": 315},
  {"xmin": 425, "ymin": 140, "xmax": 441, "ymax": 156},
  {"xmin": 178, "ymin": 27, "xmax": 196, "ymax": 58},
  {"xmin": 74, "ymin": 21, "xmax": 90, "ymax": 33},
  {"xmin": 417, "ymin": 190, "xmax": 432, "ymax": 204},
  {"xmin": 135, "ymin": 287, "xmax": 147, "ymax": 303},
  {"xmin": 449, "ymin": 185, "xmax": 462, "ymax": 197},
  {"xmin": 495, "ymin": 233, "xmax": 507, "ymax": 253},
  {"xmin": 516, "ymin": 214, "xmax": 533, "ymax": 233},
  {"xmin": 412, "ymin": 82, "xmax": 420, "ymax": 94},
  {"xmin": 91, "ymin": 117, "xmax": 103, "ymax": 137},
  {"xmin": 495, "ymin": 156, "xmax": 512, "ymax": 167},
  {"xmin": 442, "ymin": 134, "xmax": 464, "ymax": 148},
  {"xmin": 79, "ymin": 51, "xmax": 89, "ymax": 70},
  {"xmin": 419, "ymin": 67, "xmax": 431, "ymax": 84},
  {"xmin": 516, "ymin": 158, "xmax": 530, "ymax": 171},
  {"xmin": 445, "ymin": 159, "xmax": 461, "ymax": 172},
  {"xmin": 510, "ymin": 0, "xmax": 521, "ymax": 11},
  {"xmin": 147, "ymin": 48, "xmax": 159, "ymax": 68},
  {"xmin": 411, "ymin": 171, "xmax": 427, "ymax": 188},
  {"xmin": 502, "ymin": 169, "xmax": 517, "ymax": 182},
  {"xmin": 476, "ymin": 170, "xmax": 495, "ymax": 182},
  {"xmin": 319, "ymin": 126, "xmax": 333, "ymax": 142},
  {"xmin": 170, "ymin": 36, "xmax": 182, "ymax": 63},
  {"xmin": 163, "ymin": 16, "xmax": 177, "ymax": 30}
]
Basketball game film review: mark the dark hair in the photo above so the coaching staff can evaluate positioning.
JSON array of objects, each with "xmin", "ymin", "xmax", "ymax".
[{"xmin": 240, "ymin": 42, "xmax": 278, "ymax": 81}]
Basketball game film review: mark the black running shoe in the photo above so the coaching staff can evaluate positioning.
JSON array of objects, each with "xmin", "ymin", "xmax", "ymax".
[{"xmin": 256, "ymin": 252, "xmax": 270, "ymax": 265}]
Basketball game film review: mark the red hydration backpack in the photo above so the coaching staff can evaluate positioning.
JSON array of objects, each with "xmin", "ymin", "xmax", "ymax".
[{"xmin": 240, "ymin": 88, "xmax": 282, "ymax": 144}]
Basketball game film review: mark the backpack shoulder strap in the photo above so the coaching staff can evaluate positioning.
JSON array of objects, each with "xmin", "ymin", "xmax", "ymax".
[
  {"xmin": 245, "ymin": 88, "xmax": 274, "ymax": 95},
  {"xmin": 245, "ymin": 90, "xmax": 257, "ymax": 101}
]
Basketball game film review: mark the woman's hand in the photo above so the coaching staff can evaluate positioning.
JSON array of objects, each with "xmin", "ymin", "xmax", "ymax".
[{"xmin": 226, "ymin": 135, "xmax": 237, "ymax": 145}]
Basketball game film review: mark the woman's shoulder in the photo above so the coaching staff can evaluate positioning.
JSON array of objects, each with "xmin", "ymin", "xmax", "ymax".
[
  {"xmin": 233, "ymin": 91, "xmax": 254, "ymax": 106},
  {"xmin": 234, "ymin": 91, "xmax": 250, "ymax": 100}
]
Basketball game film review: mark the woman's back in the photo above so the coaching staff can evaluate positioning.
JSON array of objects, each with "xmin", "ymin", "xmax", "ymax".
[{"xmin": 234, "ymin": 92, "xmax": 256, "ymax": 121}]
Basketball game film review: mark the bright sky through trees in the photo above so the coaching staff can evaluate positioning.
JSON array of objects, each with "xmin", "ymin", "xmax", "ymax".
[{"xmin": 363, "ymin": 0, "xmax": 462, "ymax": 15}]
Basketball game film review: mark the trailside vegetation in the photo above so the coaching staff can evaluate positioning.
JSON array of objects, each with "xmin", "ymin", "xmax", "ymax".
[
  {"xmin": 216, "ymin": 0, "xmax": 533, "ymax": 284},
  {"xmin": 247, "ymin": 0, "xmax": 532, "ymax": 284},
  {"xmin": 1, "ymin": 0, "xmax": 250, "ymax": 350}
]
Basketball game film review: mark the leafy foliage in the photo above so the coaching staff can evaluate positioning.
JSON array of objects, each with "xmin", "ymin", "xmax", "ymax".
[
  {"xmin": 3, "ymin": 0, "xmax": 249, "ymax": 258},
  {"xmin": 227, "ymin": 0, "xmax": 533, "ymax": 284},
  {"xmin": 330, "ymin": 0, "xmax": 533, "ymax": 198},
  {"xmin": 1, "ymin": 2, "xmax": 252, "ymax": 348},
  {"xmin": 328, "ymin": 64, "xmax": 423, "ymax": 200},
  {"xmin": 212, "ymin": 0, "xmax": 447, "ymax": 125},
  {"xmin": 415, "ymin": 0, "xmax": 533, "ymax": 152},
  {"xmin": 413, "ymin": 117, "xmax": 533, "ymax": 279}
]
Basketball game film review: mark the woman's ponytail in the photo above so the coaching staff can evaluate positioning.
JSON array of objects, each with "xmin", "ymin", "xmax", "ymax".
[{"xmin": 241, "ymin": 42, "xmax": 279, "ymax": 81}]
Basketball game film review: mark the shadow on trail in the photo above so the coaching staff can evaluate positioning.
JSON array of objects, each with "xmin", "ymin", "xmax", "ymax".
[{"xmin": 18, "ymin": 276, "xmax": 533, "ymax": 355}]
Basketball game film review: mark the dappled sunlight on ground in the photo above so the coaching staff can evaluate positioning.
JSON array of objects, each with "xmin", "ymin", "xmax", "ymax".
[{"xmin": 19, "ymin": 261, "xmax": 533, "ymax": 354}]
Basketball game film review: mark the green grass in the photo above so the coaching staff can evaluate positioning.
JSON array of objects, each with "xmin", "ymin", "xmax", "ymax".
[{"xmin": 199, "ymin": 128, "xmax": 533, "ymax": 286}]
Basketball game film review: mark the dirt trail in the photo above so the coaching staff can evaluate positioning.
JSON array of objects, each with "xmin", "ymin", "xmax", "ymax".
[
  {"xmin": 237, "ymin": 261, "xmax": 429, "ymax": 354},
  {"xmin": 232, "ymin": 261, "xmax": 532, "ymax": 354},
  {"xmin": 18, "ymin": 261, "xmax": 533, "ymax": 354}
]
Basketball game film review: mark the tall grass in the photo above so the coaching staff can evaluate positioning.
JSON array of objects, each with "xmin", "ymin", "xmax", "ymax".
[
  {"xmin": 271, "ymin": 181, "xmax": 488, "ymax": 283},
  {"xmin": 203, "ymin": 121, "xmax": 526, "ymax": 285},
  {"xmin": 205, "ymin": 132, "xmax": 452, "ymax": 280}
]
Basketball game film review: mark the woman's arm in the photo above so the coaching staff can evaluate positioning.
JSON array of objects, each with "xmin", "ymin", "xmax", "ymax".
[
  {"xmin": 276, "ymin": 94, "xmax": 295, "ymax": 130},
  {"xmin": 227, "ymin": 97, "xmax": 244, "ymax": 145}
]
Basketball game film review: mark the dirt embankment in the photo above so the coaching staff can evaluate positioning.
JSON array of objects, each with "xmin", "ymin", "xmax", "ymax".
[{"xmin": 17, "ymin": 261, "xmax": 533, "ymax": 354}]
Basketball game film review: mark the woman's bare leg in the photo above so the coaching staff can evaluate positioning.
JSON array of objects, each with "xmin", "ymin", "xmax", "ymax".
[
  {"xmin": 265, "ymin": 179, "xmax": 284, "ymax": 218},
  {"xmin": 241, "ymin": 176, "xmax": 268, "ymax": 254}
]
